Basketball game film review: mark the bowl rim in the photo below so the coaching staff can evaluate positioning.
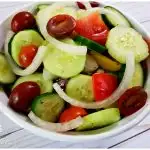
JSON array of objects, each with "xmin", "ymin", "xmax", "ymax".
[{"xmin": 0, "ymin": 1, "xmax": 150, "ymax": 142}]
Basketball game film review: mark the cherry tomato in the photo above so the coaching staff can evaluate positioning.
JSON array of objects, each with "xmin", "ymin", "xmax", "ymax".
[
  {"xmin": 92, "ymin": 73, "xmax": 118, "ymax": 101},
  {"xmin": 118, "ymin": 86, "xmax": 147, "ymax": 117},
  {"xmin": 47, "ymin": 14, "xmax": 76, "ymax": 38},
  {"xmin": 9, "ymin": 82, "xmax": 40, "ymax": 113},
  {"xmin": 11, "ymin": 11, "xmax": 36, "ymax": 33},
  {"xmin": 19, "ymin": 44, "xmax": 38, "ymax": 68},
  {"xmin": 75, "ymin": 12, "xmax": 109, "ymax": 45},
  {"xmin": 59, "ymin": 106, "xmax": 88, "ymax": 123}
]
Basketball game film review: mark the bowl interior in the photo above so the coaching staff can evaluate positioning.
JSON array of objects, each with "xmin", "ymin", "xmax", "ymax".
[{"xmin": 0, "ymin": 2, "xmax": 150, "ymax": 142}]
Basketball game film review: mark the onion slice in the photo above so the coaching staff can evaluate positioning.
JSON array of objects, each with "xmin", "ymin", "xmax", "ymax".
[
  {"xmin": 53, "ymin": 52, "xmax": 135, "ymax": 109},
  {"xmin": 87, "ymin": 7, "xmax": 118, "ymax": 15},
  {"xmin": 4, "ymin": 30, "xmax": 47, "ymax": 76},
  {"xmin": 84, "ymin": 2, "xmax": 92, "ymax": 10},
  {"xmin": 28, "ymin": 111, "xmax": 83, "ymax": 132},
  {"xmin": 36, "ymin": 3, "xmax": 87, "ymax": 56},
  {"xmin": 43, "ymin": 68, "xmax": 57, "ymax": 80}
]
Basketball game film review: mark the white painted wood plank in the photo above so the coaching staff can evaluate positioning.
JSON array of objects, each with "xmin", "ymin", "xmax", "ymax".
[
  {"xmin": 1, "ymin": 115, "xmax": 150, "ymax": 148},
  {"xmin": 112, "ymin": 129, "xmax": 150, "ymax": 148},
  {"xmin": 0, "ymin": 1, "xmax": 150, "ymax": 148},
  {"xmin": 111, "ymin": 2, "xmax": 150, "ymax": 23},
  {"xmin": 142, "ymin": 21, "xmax": 150, "ymax": 32},
  {"xmin": 0, "ymin": 113, "xmax": 22, "ymax": 137}
]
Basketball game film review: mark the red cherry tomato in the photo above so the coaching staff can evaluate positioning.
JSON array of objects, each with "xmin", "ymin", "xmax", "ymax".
[
  {"xmin": 59, "ymin": 106, "xmax": 88, "ymax": 123},
  {"xmin": 75, "ymin": 12, "xmax": 109, "ymax": 45},
  {"xmin": 19, "ymin": 44, "xmax": 38, "ymax": 68},
  {"xmin": 118, "ymin": 86, "xmax": 147, "ymax": 117},
  {"xmin": 11, "ymin": 11, "xmax": 36, "ymax": 33},
  {"xmin": 9, "ymin": 82, "xmax": 40, "ymax": 113},
  {"xmin": 47, "ymin": 14, "xmax": 76, "ymax": 38},
  {"xmin": 92, "ymin": 73, "xmax": 118, "ymax": 101}
]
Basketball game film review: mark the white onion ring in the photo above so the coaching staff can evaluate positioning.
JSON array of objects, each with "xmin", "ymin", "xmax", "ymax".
[
  {"xmin": 83, "ymin": 2, "xmax": 92, "ymax": 10},
  {"xmin": 28, "ymin": 111, "xmax": 83, "ymax": 132},
  {"xmin": 36, "ymin": 3, "xmax": 87, "ymax": 56},
  {"xmin": 4, "ymin": 30, "xmax": 47, "ymax": 76},
  {"xmin": 87, "ymin": 7, "xmax": 119, "ymax": 15},
  {"xmin": 53, "ymin": 52, "xmax": 135, "ymax": 109},
  {"xmin": 43, "ymin": 68, "xmax": 57, "ymax": 80}
]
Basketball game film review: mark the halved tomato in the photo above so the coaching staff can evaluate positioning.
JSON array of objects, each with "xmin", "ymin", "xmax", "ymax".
[
  {"xmin": 92, "ymin": 73, "xmax": 118, "ymax": 101},
  {"xmin": 75, "ymin": 12, "xmax": 109, "ymax": 45}
]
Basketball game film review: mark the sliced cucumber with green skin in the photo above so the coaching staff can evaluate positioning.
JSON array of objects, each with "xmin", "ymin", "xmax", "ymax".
[
  {"xmin": 66, "ymin": 74, "xmax": 94, "ymax": 102},
  {"xmin": 31, "ymin": 93, "xmax": 65, "ymax": 122},
  {"xmin": 0, "ymin": 53, "xmax": 16, "ymax": 84},
  {"xmin": 129, "ymin": 63, "xmax": 143, "ymax": 88},
  {"xmin": 102, "ymin": 6, "xmax": 131, "ymax": 28},
  {"xmin": 0, "ymin": 87, "xmax": 3, "ymax": 91},
  {"xmin": 8, "ymin": 34, "xmax": 15, "ymax": 55},
  {"xmin": 43, "ymin": 43, "xmax": 86, "ymax": 78},
  {"xmin": 37, "ymin": 4, "xmax": 48, "ymax": 11},
  {"xmin": 76, "ymin": 108, "xmax": 120, "ymax": 131},
  {"xmin": 113, "ymin": 63, "xmax": 143, "ymax": 87},
  {"xmin": 11, "ymin": 30, "xmax": 44, "ymax": 66},
  {"xmin": 111, "ymin": 64, "xmax": 125, "ymax": 82},
  {"xmin": 106, "ymin": 26, "xmax": 149, "ymax": 64},
  {"xmin": 74, "ymin": 35, "xmax": 106, "ymax": 53},
  {"xmin": 12, "ymin": 73, "xmax": 52, "ymax": 94}
]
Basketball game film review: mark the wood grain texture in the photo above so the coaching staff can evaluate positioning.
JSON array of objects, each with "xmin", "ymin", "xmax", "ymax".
[{"xmin": 0, "ymin": 2, "xmax": 150, "ymax": 148}]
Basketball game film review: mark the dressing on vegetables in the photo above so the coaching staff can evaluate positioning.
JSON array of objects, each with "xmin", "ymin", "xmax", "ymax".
[{"xmin": 1, "ymin": 1, "xmax": 149, "ymax": 133}]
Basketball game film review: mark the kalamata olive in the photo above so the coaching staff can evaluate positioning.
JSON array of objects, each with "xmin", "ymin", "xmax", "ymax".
[
  {"xmin": 11, "ymin": 11, "xmax": 36, "ymax": 33},
  {"xmin": 76, "ymin": 2, "xmax": 86, "ymax": 9},
  {"xmin": 47, "ymin": 14, "xmax": 76, "ymax": 38},
  {"xmin": 118, "ymin": 86, "xmax": 147, "ymax": 117},
  {"xmin": 76, "ymin": 1, "xmax": 100, "ymax": 9},
  {"xmin": 56, "ymin": 78, "xmax": 68, "ymax": 90},
  {"xmin": 9, "ymin": 81, "xmax": 40, "ymax": 113},
  {"xmin": 90, "ymin": 1, "xmax": 100, "ymax": 7}
]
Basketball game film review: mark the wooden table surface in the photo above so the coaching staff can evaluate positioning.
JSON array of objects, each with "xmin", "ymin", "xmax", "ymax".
[{"xmin": 1, "ymin": 1, "xmax": 150, "ymax": 148}]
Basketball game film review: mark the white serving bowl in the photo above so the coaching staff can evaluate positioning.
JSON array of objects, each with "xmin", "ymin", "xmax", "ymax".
[{"xmin": 0, "ymin": 1, "xmax": 150, "ymax": 142}]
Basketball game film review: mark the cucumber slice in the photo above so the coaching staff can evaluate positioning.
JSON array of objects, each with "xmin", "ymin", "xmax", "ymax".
[
  {"xmin": 11, "ymin": 30, "xmax": 44, "ymax": 66},
  {"xmin": 8, "ymin": 34, "xmax": 15, "ymax": 55},
  {"xmin": 102, "ymin": 6, "xmax": 131, "ymax": 28},
  {"xmin": 129, "ymin": 63, "xmax": 143, "ymax": 88},
  {"xmin": 66, "ymin": 74, "xmax": 94, "ymax": 102},
  {"xmin": 74, "ymin": 35, "xmax": 106, "ymax": 53},
  {"xmin": 37, "ymin": 4, "xmax": 48, "ymax": 11},
  {"xmin": 76, "ymin": 108, "xmax": 120, "ymax": 131},
  {"xmin": 0, "ymin": 53, "xmax": 16, "ymax": 84},
  {"xmin": 106, "ymin": 26, "xmax": 149, "ymax": 63},
  {"xmin": 113, "ymin": 63, "xmax": 143, "ymax": 87},
  {"xmin": 31, "ymin": 93, "xmax": 65, "ymax": 122},
  {"xmin": 12, "ymin": 73, "xmax": 52, "ymax": 94},
  {"xmin": 43, "ymin": 43, "xmax": 86, "ymax": 78}
]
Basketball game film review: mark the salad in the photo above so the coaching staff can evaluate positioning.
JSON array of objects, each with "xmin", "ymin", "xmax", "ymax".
[{"xmin": 1, "ymin": 1, "xmax": 149, "ymax": 132}]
